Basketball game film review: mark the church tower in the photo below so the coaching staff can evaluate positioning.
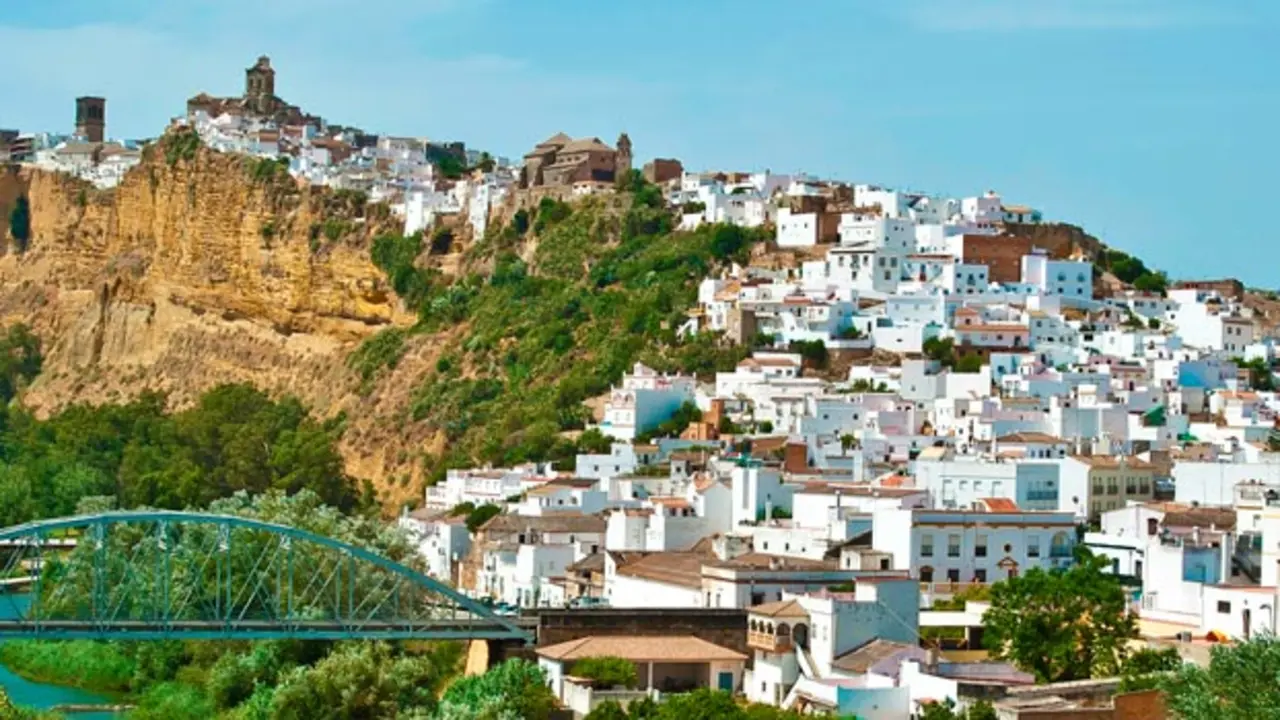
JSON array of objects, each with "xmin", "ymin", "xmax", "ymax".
[
  {"xmin": 615, "ymin": 132, "xmax": 633, "ymax": 182},
  {"xmin": 244, "ymin": 56, "xmax": 277, "ymax": 115}
]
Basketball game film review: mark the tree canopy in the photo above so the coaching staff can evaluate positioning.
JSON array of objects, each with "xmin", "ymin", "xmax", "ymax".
[
  {"xmin": 435, "ymin": 658, "xmax": 557, "ymax": 720},
  {"xmin": 982, "ymin": 548, "xmax": 1137, "ymax": 682},
  {"xmin": 1161, "ymin": 635, "xmax": 1280, "ymax": 719},
  {"xmin": 0, "ymin": 383, "xmax": 362, "ymax": 527}
]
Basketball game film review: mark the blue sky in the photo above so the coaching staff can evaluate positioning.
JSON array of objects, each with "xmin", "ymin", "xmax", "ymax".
[{"xmin": 2, "ymin": 0, "xmax": 1278, "ymax": 285}]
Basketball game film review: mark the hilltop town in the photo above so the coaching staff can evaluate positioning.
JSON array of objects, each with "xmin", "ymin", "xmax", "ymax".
[{"xmin": 3, "ymin": 55, "xmax": 1278, "ymax": 720}]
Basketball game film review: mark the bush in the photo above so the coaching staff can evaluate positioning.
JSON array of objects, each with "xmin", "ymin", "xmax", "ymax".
[
  {"xmin": 8, "ymin": 196, "xmax": 31, "ymax": 252},
  {"xmin": 787, "ymin": 339, "xmax": 828, "ymax": 369},
  {"xmin": 347, "ymin": 328, "xmax": 407, "ymax": 388},
  {"xmin": 570, "ymin": 656, "xmax": 638, "ymax": 688},
  {"xmin": 0, "ymin": 323, "xmax": 42, "ymax": 402},
  {"xmin": 954, "ymin": 355, "xmax": 984, "ymax": 373}
]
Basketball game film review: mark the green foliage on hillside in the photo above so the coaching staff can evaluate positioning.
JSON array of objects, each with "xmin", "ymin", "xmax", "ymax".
[
  {"xmin": 348, "ymin": 327, "xmax": 408, "ymax": 393},
  {"xmin": 584, "ymin": 688, "xmax": 825, "ymax": 719},
  {"xmin": 435, "ymin": 658, "xmax": 557, "ymax": 720},
  {"xmin": 163, "ymin": 127, "xmax": 202, "ymax": 167},
  {"xmin": 0, "ymin": 383, "xmax": 362, "ymax": 527},
  {"xmin": 0, "ymin": 323, "xmax": 41, "ymax": 403},
  {"xmin": 7, "ymin": 196, "xmax": 31, "ymax": 252},
  {"xmin": 1096, "ymin": 248, "xmax": 1168, "ymax": 295},
  {"xmin": 367, "ymin": 176, "xmax": 765, "ymax": 481}
]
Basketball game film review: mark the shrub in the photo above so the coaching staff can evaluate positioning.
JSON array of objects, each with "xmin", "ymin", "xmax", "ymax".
[
  {"xmin": 570, "ymin": 656, "xmax": 638, "ymax": 688},
  {"xmin": 8, "ymin": 196, "xmax": 31, "ymax": 252}
]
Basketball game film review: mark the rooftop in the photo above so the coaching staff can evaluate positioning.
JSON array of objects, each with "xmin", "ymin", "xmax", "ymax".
[{"xmin": 537, "ymin": 635, "xmax": 746, "ymax": 663}]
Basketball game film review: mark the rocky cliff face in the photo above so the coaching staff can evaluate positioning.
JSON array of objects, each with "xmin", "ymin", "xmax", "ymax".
[{"xmin": 0, "ymin": 142, "xmax": 437, "ymax": 507}]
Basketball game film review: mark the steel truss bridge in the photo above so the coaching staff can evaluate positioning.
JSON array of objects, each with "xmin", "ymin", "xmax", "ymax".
[{"xmin": 0, "ymin": 511, "xmax": 531, "ymax": 643}]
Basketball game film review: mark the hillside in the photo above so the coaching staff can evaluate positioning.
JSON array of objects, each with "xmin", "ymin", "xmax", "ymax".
[
  {"xmin": 0, "ymin": 137, "xmax": 760, "ymax": 509},
  {"xmin": 1, "ymin": 135, "xmax": 1266, "ymax": 510}
]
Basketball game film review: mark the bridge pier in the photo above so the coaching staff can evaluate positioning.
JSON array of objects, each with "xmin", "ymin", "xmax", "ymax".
[{"xmin": 464, "ymin": 637, "xmax": 536, "ymax": 675}]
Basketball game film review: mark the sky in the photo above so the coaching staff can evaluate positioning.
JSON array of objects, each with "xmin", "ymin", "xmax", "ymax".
[{"xmin": 2, "ymin": 0, "xmax": 1279, "ymax": 285}]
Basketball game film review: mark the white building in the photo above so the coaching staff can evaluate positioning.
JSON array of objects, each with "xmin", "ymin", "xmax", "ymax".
[
  {"xmin": 599, "ymin": 363, "xmax": 697, "ymax": 441},
  {"xmin": 871, "ymin": 507, "xmax": 1077, "ymax": 584}
]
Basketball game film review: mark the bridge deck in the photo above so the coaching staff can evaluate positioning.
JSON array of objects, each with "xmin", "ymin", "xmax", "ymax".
[{"xmin": 0, "ymin": 619, "xmax": 529, "ymax": 641}]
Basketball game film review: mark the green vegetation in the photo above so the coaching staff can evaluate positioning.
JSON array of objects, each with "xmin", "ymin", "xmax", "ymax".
[
  {"xmin": 0, "ymin": 323, "xmax": 42, "ymax": 403},
  {"xmin": 363, "ymin": 174, "xmax": 765, "ymax": 480},
  {"xmin": 1232, "ymin": 356, "xmax": 1276, "ymax": 391},
  {"xmin": 837, "ymin": 326, "xmax": 864, "ymax": 340},
  {"xmin": 8, "ymin": 196, "xmax": 31, "ymax": 253},
  {"xmin": 954, "ymin": 354, "xmax": 984, "ymax": 373},
  {"xmin": 636, "ymin": 401, "xmax": 701, "ymax": 443},
  {"xmin": 0, "ymin": 492, "xmax": 467, "ymax": 719},
  {"xmin": 1116, "ymin": 646, "xmax": 1182, "ymax": 692},
  {"xmin": 435, "ymin": 658, "xmax": 557, "ymax": 720},
  {"xmin": 1096, "ymin": 248, "xmax": 1167, "ymax": 296},
  {"xmin": 787, "ymin": 340, "xmax": 828, "ymax": 369},
  {"xmin": 247, "ymin": 156, "xmax": 291, "ymax": 183},
  {"xmin": 585, "ymin": 688, "xmax": 828, "ymax": 719},
  {"xmin": 982, "ymin": 548, "xmax": 1136, "ymax": 683},
  {"xmin": 347, "ymin": 327, "xmax": 408, "ymax": 392},
  {"xmin": 447, "ymin": 501, "xmax": 503, "ymax": 532},
  {"xmin": 1161, "ymin": 635, "xmax": 1280, "ymax": 718},
  {"xmin": 0, "ymin": 383, "xmax": 361, "ymax": 527},
  {"xmin": 919, "ymin": 699, "xmax": 997, "ymax": 720},
  {"xmin": 163, "ymin": 127, "xmax": 202, "ymax": 166},
  {"xmin": 322, "ymin": 218, "xmax": 354, "ymax": 243},
  {"xmin": 570, "ymin": 656, "xmax": 639, "ymax": 688}
]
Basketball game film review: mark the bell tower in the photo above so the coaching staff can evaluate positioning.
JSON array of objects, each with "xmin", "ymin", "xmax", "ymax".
[
  {"xmin": 244, "ymin": 56, "xmax": 277, "ymax": 115},
  {"xmin": 615, "ymin": 132, "xmax": 633, "ymax": 182}
]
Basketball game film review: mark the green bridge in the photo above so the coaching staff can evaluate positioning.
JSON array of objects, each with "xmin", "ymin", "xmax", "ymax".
[{"xmin": 0, "ymin": 511, "xmax": 531, "ymax": 643}]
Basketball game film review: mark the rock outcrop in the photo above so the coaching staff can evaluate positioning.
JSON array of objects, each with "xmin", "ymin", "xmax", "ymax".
[{"xmin": 0, "ymin": 142, "xmax": 432, "ymax": 507}]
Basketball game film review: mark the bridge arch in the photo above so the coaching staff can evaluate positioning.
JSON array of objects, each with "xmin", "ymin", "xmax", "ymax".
[{"xmin": 0, "ymin": 511, "xmax": 531, "ymax": 643}]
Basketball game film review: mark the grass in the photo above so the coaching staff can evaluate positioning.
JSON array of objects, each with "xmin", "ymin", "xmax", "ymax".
[{"xmin": 0, "ymin": 640, "xmax": 135, "ymax": 694}]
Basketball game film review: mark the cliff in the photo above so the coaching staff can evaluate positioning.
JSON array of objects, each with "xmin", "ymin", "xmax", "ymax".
[{"xmin": 0, "ymin": 138, "xmax": 439, "ymax": 508}]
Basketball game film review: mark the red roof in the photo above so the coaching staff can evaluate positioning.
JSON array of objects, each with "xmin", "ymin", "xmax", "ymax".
[{"xmin": 980, "ymin": 498, "xmax": 1019, "ymax": 512}]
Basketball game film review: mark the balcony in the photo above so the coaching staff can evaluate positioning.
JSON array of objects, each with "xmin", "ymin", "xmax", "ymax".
[
  {"xmin": 748, "ymin": 628, "xmax": 793, "ymax": 653},
  {"xmin": 1026, "ymin": 491, "xmax": 1057, "ymax": 502},
  {"xmin": 1049, "ymin": 545, "xmax": 1073, "ymax": 559}
]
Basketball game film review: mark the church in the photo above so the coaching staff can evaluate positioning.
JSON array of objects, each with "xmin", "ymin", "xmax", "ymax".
[
  {"xmin": 521, "ymin": 132, "xmax": 632, "ymax": 189},
  {"xmin": 186, "ymin": 56, "xmax": 313, "ymax": 126}
]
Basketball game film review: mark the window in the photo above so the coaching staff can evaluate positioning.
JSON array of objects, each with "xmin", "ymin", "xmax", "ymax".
[
  {"xmin": 1028, "ymin": 539, "xmax": 1040, "ymax": 557},
  {"xmin": 947, "ymin": 569, "xmax": 961, "ymax": 582},
  {"xmin": 1004, "ymin": 543, "xmax": 1013, "ymax": 553},
  {"xmin": 948, "ymin": 534, "xmax": 961, "ymax": 558},
  {"xmin": 1218, "ymin": 601, "xmax": 1232, "ymax": 614},
  {"xmin": 975, "ymin": 534, "xmax": 988, "ymax": 558},
  {"xmin": 921, "ymin": 535, "xmax": 934, "ymax": 557},
  {"xmin": 974, "ymin": 569, "xmax": 987, "ymax": 582}
]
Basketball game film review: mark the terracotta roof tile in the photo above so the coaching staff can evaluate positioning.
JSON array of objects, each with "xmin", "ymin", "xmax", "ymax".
[{"xmin": 537, "ymin": 635, "xmax": 745, "ymax": 663}]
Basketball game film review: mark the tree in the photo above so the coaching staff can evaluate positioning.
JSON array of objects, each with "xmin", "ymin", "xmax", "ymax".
[
  {"xmin": 1161, "ymin": 635, "xmax": 1280, "ymax": 719},
  {"xmin": 0, "ymin": 323, "xmax": 42, "ymax": 402},
  {"xmin": 576, "ymin": 428, "xmax": 613, "ymax": 454},
  {"xmin": 465, "ymin": 503, "xmax": 502, "ymax": 532},
  {"xmin": 923, "ymin": 336, "xmax": 957, "ymax": 368},
  {"xmin": 983, "ymin": 548, "xmax": 1136, "ymax": 682},
  {"xmin": 787, "ymin": 339, "xmax": 828, "ymax": 369},
  {"xmin": 435, "ymin": 658, "xmax": 557, "ymax": 720},
  {"xmin": 953, "ymin": 354, "xmax": 984, "ymax": 374},
  {"xmin": 585, "ymin": 702, "xmax": 632, "ymax": 720},
  {"xmin": 8, "ymin": 196, "xmax": 31, "ymax": 252},
  {"xmin": 1117, "ymin": 646, "xmax": 1182, "ymax": 692},
  {"xmin": 919, "ymin": 699, "xmax": 997, "ymax": 720},
  {"xmin": 570, "ymin": 656, "xmax": 638, "ymax": 688}
]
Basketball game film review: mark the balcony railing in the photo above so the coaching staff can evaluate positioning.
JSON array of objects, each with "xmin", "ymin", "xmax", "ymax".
[
  {"xmin": 1026, "ymin": 491, "xmax": 1057, "ymax": 501},
  {"xmin": 1049, "ymin": 546, "xmax": 1073, "ymax": 559},
  {"xmin": 920, "ymin": 581, "xmax": 990, "ymax": 596},
  {"xmin": 747, "ymin": 630, "xmax": 792, "ymax": 653}
]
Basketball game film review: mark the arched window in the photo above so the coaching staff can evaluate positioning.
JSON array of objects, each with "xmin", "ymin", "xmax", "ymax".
[
  {"xmin": 777, "ymin": 623, "xmax": 791, "ymax": 641},
  {"xmin": 793, "ymin": 623, "xmax": 810, "ymax": 650}
]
